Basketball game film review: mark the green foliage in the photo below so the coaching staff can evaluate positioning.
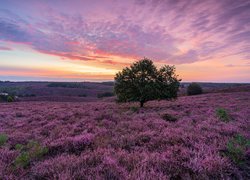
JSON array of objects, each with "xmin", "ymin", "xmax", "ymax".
[
  {"xmin": 27, "ymin": 140, "xmax": 48, "ymax": 160},
  {"xmin": 14, "ymin": 152, "xmax": 30, "ymax": 168},
  {"xmin": 0, "ymin": 134, "xmax": 8, "ymax": 147},
  {"xmin": 162, "ymin": 113, "xmax": 178, "ymax": 122},
  {"xmin": 15, "ymin": 144, "xmax": 24, "ymax": 150},
  {"xmin": 0, "ymin": 86, "xmax": 22, "ymax": 96},
  {"xmin": 97, "ymin": 92, "xmax": 114, "ymax": 98},
  {"xmin": 187, "ymin": 82, "xmax": 203, "ymax": 95},
  {"xmin": 47, "ymin": 82, "xmax": 87, "ymax": 88},
  {"xmin": 225, "ymin": 134, "xmax": 250, "ymax": 164},
  {"xmin": 14, "ymin": 140, "xmax": 48, "ymax": 168},
  {"xmin": 7, "ymin": 96, "xmax": 14, "ymax": 102},
  {"xmin": 216, "ymin": 108, "xmax": 231, "ymax": 122},
  {"xmin": 114, "ymin": 58, "xmax": 181, "ymax": 107}
]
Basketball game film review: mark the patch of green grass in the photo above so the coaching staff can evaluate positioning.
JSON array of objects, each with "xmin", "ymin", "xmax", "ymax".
[
  {"xmin": 14, "ymin": 140, "xmax": 48, "ymax": 168},
  {"xmin": 14, "ymin": 152, "xmax": 30, "ymax": 168},
  {"xmin": 225, "ymin": 134, "xmax": 250, "ymax": 164},
  {"xmin": 0, "ymin": 134, "xmax": 8, "ymax": 147},
  {"xmin": 216, "ymin": 108, "xmax": 231, "ymax": 122}
]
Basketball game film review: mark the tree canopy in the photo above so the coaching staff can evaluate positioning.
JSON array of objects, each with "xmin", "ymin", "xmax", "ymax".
[{"xmin": 114, "ymin": 58, "xmax": 181, "ymax": 107}]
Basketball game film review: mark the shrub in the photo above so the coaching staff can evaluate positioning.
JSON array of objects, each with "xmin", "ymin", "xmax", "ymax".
[
  {"xmin": 187, "ymin": 83, "xmax": 203, "ymax": 95},
  {"xmin": 216, "ymin": 108, "xmax": 231, "ymax": 122},
  {"xmin": 225, "ymin": 134, "xmax": 250, "ymax": 164},
  {"xmin": 14, "ymin": 140, "xmax": 48, "ymax": 168},
  {"xmin": 14, "ymin": 152, "xmax": 30, "ymax": 168},
  {"xmin": 0, "ymin": 134, "xmax": 8, "ymax": 147},
  {"xmin": 161, "ymin": 113, "xmax": 178, "ymax": 122},
  {"xmin": 97, "ymin": 92, "xmax": 114, "ymax": 98},
  {"xmin": 114, "ymin": 58, "xmax": 181, "ymax": 107}
]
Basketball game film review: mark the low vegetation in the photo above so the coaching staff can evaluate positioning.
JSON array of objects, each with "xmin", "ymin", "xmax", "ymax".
[
  {"xmin": 0, "ymin": 91, "xmax": 249, "ymax": 178},
  {"xmin": 14, "ymin": 140, "xmax": 48, "ymax": 168},
  {"xmin": 224, "ymin": 134, "xmax": 250, "ymax": 164},
  {"xmin": 47, "ymin": 82, "xmax": 88, "ymax": 88},
  {"xmin": 161, "ymin": 113, "xmax": 178, "ymax": 122},
  {"xmin": 187, "ymin": 82, "xmax": 203, "ymax": 95},
  {"xmin": 97, "ymin": 92, "xmax": 114, "ymax": 98},
  {"xmin": 216, "ymin": 108, "xmax": 232, "ymax": 122},
  {"xmin": 0, "ymin": 134, "xmax": 8, "ymax": 147}
]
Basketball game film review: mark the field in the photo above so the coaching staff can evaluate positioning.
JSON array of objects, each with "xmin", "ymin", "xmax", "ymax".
[{"xmin": 0, "ymin": 86, "xmax": 249, "ymax": 179}]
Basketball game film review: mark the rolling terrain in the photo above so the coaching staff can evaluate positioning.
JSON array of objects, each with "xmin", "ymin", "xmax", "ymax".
[{"xmin": 0, "ymin": 88, "xmax": 249, "ymax": 179}]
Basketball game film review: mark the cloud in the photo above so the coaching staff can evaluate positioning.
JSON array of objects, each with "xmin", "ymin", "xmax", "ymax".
[
  {"xmin": 0, "ymin": 0, "xmax": 249, "ymax": 65},
  {"xmin": 0, "ymin": 46, "xmax": 12, "ymax": 51}
]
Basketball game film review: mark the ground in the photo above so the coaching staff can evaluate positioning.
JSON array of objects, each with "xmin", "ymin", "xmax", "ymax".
[{"xmin": 0, "ymin": 91, "xmax": 249, "ymax": 179}]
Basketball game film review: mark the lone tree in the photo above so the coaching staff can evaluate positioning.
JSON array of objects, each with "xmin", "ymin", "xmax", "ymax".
[{"xmin": 114, "ymin": 58, "xmax": 181, "ymax": 107}]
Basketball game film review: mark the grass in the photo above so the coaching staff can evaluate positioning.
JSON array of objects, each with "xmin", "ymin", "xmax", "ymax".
[
  {"xmin": 225, "ymin": 134, "xmax": 250, "ymax": 164},
  {"xmin": 216, "ymin": 108, "xmax": 231, "ymax": 122},
  {"xmin": 0, "ymin": 134, "xmax": 8, "ymax": 147}
]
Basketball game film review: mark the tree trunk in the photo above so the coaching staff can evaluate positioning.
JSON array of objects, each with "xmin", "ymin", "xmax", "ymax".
[{"xmin": 140, "ymin": 101, "xmax": 144, "ymax": 108}]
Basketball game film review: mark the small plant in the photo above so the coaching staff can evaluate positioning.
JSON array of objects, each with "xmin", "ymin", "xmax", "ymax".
[
  {"xmin": 27, "ymin": 140, "xmax": 48, "ymax": 160},
  {"xmin": 225, "ymin": 134, "xmax": 250, "ymax": 164},
  {"xmin": 162, "ymin": 113, "xmax": 177, "ymax": 122},
  {"xmin": 14, "ymin": 152, "xmax": 30, "ymax": 168},
  {"xmin": 14, "ymin": 140, "xmax": 48, "ymax": 168},
  {"xmin": 15, "ymin": 144, "xmax": 24, "ymax": 150},
  {"xmin": 0, "ymin": 134, "xmax": 8, "ymax": 147},
  {"xmin": 187, "ymin": 83, "xmax": 203, "ymax": 95},
  {"xmin": 7, "ymin": 96, "xmax": 14, "ymax": 102},
  {"xmin": 216, "ymin": 108, "xmax": 231, "ymax": 122}
]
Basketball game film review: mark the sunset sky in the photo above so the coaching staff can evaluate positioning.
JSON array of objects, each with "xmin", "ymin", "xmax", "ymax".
[{"xmin": 0, "ymin": 0, "xmax": 249, "ymax": 82}]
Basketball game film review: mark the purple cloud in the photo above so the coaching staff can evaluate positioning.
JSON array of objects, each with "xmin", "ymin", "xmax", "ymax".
[{"xmin": 0, "ymin": 0, "xmax": 249, "ymax": 65}]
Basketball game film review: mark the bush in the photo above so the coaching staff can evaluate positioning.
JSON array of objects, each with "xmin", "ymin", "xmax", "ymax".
[
  {"xmin": 216, "ymin": 108, "xmax": 231, "ymax": 122},
  {"xmin": 14, "ymin": 152, "xmax": 30, "ymax": 168},
  {"xmin": 0, "ymin": 134, "xmax": 8, "ymax": 147},
  {"xmin": 97, "ymin": 92, "xmax": 114, "ymax": 98},
  {"xmin": 14, "ymin": 140, "xmax": 48, "ymax": 168},
  {"xmin": 225, "ymin": 134, "xmax": 250, "ymax": 164},
  {"xmin": 187, "ymin": 83, "xmax": 203, "ymax": 95}
]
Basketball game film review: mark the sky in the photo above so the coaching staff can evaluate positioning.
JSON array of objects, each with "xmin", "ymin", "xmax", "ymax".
[{"xmin": 0, "ymin": 0, "xmax": 250, "ymax": 82}]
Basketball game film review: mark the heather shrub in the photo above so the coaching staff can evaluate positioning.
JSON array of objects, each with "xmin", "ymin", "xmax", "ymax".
[
  {"xmin": 216, "ymin": 108, "xmax": 231, "ymax": 122},
  {"xmin": 162, "ymin": 113, "xmax": 177, "ymax": 122},
  {"xmin": 130, "ymin": 106, "xmax": 139, "ymax": 113},
  {"xmin": 0, "ymin": 134, "xmax": 8, "ymax": 147},
  {"xmin": 187, "ymin": 83, "xmax": 203, "ymax": 95},
  {"xmin": 225, "ymin": 134, "xmax": 250, "ymax": 164}
]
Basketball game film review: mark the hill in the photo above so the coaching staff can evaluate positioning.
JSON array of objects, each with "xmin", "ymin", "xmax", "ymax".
[{"xmin": 0, "ymin": 90, "xmax": 249, "ymax": 179}]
